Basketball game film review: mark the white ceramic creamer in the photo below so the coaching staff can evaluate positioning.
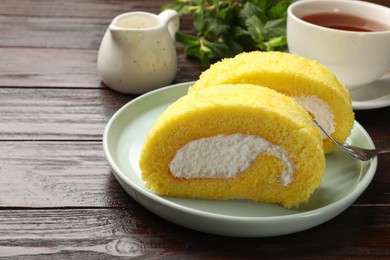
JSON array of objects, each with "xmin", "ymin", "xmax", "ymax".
[{"xmin": 97, "ymin": 10, "xmax": 179, "ymax": 94}]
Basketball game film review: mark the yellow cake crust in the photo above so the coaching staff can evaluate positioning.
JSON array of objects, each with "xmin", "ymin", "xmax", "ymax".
[
  {"xmin": 189, "ymin": 51, "xmax": 355, "ymax": 153},
  {"xmin": 140, "ymin": 84, "xmax": 325, "ymax": 208}
]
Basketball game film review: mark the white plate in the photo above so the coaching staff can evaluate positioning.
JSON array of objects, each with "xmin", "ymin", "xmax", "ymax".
[
  {"xmin": 103, "ymin": 82, "xmax": 377, "ymax": 237},
  {"xmin": 351, "ymin": 71, "xmax": 390, "ymax": 110}
]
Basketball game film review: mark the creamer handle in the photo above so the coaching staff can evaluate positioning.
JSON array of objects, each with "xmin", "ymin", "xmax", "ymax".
[{"xmin": 159, "ymin": 9, "xmax": 179, "ymax": 40}]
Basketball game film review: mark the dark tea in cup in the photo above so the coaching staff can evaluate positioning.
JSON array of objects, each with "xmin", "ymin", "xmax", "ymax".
[{"xmin": 301, "ymin": 12, "xmax": 390, "ymax": 32}]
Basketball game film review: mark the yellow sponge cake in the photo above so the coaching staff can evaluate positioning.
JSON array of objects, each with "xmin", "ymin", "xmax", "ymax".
[
  {"xmin": 139, "ymin": 84, "xmax": 325, "ymax": 208},
  {"xmin": 189, "ymin": 51, "xmax": 355, "ymax": 153}
]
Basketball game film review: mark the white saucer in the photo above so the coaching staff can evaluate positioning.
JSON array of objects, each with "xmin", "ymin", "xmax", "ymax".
[
  {"xmin": 103, "ymin": 82, "xmax": 377, "ymax": 237},
  {"xmin": 350, "ymin": 72, "xmax": 390, "ymax": 110}
]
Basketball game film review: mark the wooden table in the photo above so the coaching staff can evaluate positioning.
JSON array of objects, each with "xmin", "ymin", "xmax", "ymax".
[{"xmin": 0, "ymin": 0, "xmax": 389, "ymax": 258}]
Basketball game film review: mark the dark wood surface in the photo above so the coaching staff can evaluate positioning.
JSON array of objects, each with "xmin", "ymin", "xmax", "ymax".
[{"xmin": 0, "ymin": 0, "xmax": 389, "ymax": 258}]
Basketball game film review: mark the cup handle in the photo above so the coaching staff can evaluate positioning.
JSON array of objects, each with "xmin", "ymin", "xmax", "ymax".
[{"xmin": 159, "ymin": 9, "xmax": 179, "ymax": 40}]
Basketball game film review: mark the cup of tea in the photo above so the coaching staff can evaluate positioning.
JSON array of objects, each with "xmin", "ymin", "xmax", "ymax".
[{"xmin": 287, "ymin": 0, "xmax": 390, "ymax": 89}]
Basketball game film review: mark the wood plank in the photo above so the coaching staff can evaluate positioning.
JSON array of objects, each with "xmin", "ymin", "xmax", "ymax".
[
  {"xmin": 0, "ymin": 48, "xmax": 101, "ymax": 88},
  {"xmin": 356, "ymin": 154, "xmax": 390, "ymax": 204},
  {"xmin": 0, "ymin": 15, "xmax": 109, "ymax": 49},
  {"xmin": 0, "ymin": 88, "xmax": 131, "ymax": 140},
  {"xmin": 0, "ymin": 206, "xmax": 389, "ymax": 258},
  {"xmin": 0, "ymin": 0, "xmax": 172, "ymax": 18},
  {"xmin": 0, "ymin": 13, "xmax": 195, "ymax": 50},
  {"xmin": 0, "ymin": 141, "xmax": 131, "ymax": 207},
  {"xmin": 355, "ymin": 107, "xmax": 390, "ymax": 141},
  {"xmin": 0, "ymin": 47, "xmax": 201, "ymax": 88}
]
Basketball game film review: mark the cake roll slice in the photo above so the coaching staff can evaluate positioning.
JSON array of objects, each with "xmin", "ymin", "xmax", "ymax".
[
  {"xmin": 189, "ymin": 51, "xmax": 355, "ymax": 153},
  {"xmin": 139, "ymin": 84, "xmax": 325, "ymax": 208}
]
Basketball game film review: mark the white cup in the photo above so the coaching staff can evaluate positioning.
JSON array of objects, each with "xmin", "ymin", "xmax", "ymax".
[{"xmin": 287, "ymin": 0, "xmax": 390, "ymax": 89}]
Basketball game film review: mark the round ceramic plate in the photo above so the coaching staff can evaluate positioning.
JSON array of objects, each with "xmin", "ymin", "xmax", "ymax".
[
  {"xmin": 351, "ymin": 71, "xmax": 390, "ymax": 110},
  {"xmin": 103, "ymin": 82, "xmax": 377, "ymax": 237}
]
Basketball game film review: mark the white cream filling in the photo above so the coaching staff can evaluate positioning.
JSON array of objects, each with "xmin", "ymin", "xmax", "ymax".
[
  {"xmin": 169, "ymin": 134, "xmax": 295, "ymax": 186},
  {"xmin": 293, "ymin": 96, "xmax": 335, "ymax": 139}
]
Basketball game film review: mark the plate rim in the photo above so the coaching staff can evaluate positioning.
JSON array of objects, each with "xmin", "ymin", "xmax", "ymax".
[
  {"xmin": 350, "ymin": 71, "xmax": 390, "ymax": 110},
  {"xmin": 103, "ymin": 81, "xmax": 378, "ymax": 234}
]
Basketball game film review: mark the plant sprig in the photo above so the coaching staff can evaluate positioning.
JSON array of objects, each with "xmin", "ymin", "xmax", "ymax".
[{"xmin": 163, "ymin": 0, "xmax": 293, "ymax": 67}]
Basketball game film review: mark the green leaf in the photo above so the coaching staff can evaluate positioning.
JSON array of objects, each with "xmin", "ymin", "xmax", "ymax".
[
  {"xmin": 203, "ymin": 18, "xmax": 230, "ymax": 38},
  {"xmin": 268, "ymin": 36, "xmax": 287, "ymax": 47},
  {"xmin": 200, "ymin": 44, "xmax": 212, "ymax": 54},
  {"xmin": 257, "ymin": 36, "xmax": 287, "ymax": 51},
  {"xmin": 233, "ymin": 26, "xmax": 251, "ymax": 38},
  {"xmin": 164, "ymin": 0, "xmax": 292, "ymax": 67},
  {"xmin": 199, "ymin": 45, "xmax": 212, "ymax": 67},
  {"xmin": 233, "ymin": 26, "xmax": 256, "ymax": 50},
  {"xmin": 222, "ymin": 34, "xmax": 245, "ymax": 56},
  {"xmin": 217, "ymin": 5, "xmax": 234, "ymax": 20},
  {"xmin": 185, "ymin": 45, "xmax": 201, "ymax": 58},
  {"xmin": 247, "ymin": 0, "xmax": 273, "ymax": 12},
  {"xmin": 239, "ymin": 2, "xmax": 267, "ymax": 24},
  {"xmin": 161, "ymin": 0, "xmax": 195, "ymax": 15},
  {"xmin": 263, "ymin": 18, "xmax": 286, "ymax": 39},
  {"xmin": 245, "ymin": 16, "xmax": 264, "ymax": 42},
  {"xmin": 269, "ymin": 0, "xmax": 291, "ymax": 19},
  {"xmin": 193, "ymin": 8, "xmax": 205, "ymax": 32},
  {"xmin": 175, "ymin": 32, "xmax": 200, "ymax": 46},
  {"xmin": 203, "ymin": 40, "xmax": 230, "ymax": 59}
]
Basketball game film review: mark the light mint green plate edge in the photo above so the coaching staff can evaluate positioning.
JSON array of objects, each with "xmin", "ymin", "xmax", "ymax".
[{"xmin": 103, "ymin": 81, "xmax": 377, "ymax": 237}]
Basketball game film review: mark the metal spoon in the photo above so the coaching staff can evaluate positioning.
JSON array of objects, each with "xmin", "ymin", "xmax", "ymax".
[{"xmin": 314, "ymin": 120, "xmax": 390, "ymax": 161}]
